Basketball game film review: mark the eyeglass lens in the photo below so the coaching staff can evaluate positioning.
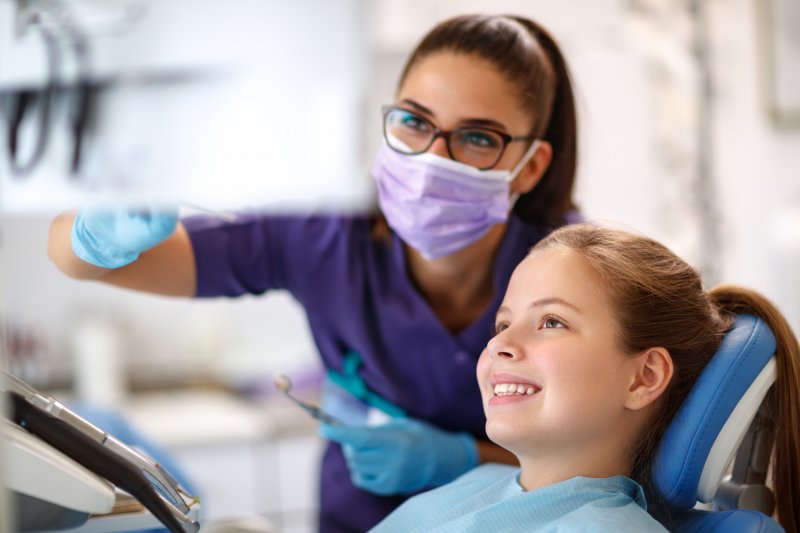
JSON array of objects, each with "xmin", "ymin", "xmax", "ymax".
[{"xmin": 384, "ymin": 108, "xmax": 507, "ymax": 169}]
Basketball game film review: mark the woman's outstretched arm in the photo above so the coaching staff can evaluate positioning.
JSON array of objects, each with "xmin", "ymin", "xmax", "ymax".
[{"xmin": 48, "ymin": 211, "xmax": 197, "ymax": 297}]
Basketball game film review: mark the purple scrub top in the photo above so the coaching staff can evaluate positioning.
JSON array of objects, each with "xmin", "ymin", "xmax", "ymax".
[{"xmin": 184, "ymin": 213, "xmax": 552, "ymax": 532}]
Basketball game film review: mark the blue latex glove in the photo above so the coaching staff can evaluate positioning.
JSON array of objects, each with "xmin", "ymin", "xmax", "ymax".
[
  {"xmin": 319, "ymin": 418, "xmax": 478, "ymax": 496},
  {"xmin": 71, "ymin": 206, "xmax": 178, "ymax": 268}
]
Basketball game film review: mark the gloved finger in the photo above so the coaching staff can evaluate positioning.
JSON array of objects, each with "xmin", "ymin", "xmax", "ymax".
[
  {"xmin": 350, "ymin": 472, "xmax": 371, "ymax": 490},
  {"xmin": 340, "ymin": 443, "xmax": 359, "ymax": 464},
  {"xmin": 345, "ymin": 449, "xmax": 399, "ymax": 470},
  {"xmin": 343, "ymin": 453, "xmax": 388, "ymax": 475},
  {"xmin": 339, "ymin": 445, "xmax": 395, "ymax": 478},
  {"xmin": 353, "ymin": 471, "xmax": 396, "ymax": 496},
  {"xmin": 319, "ymin": 423, "xmax": 379, "ymax": 447},
  {"xmin": 340, "ymin": 446, "xmax": 390, "ymax": 473},
  {"xmin": 351, "ymin": 471, "xmax": 384, "ymax": 492},
  {"xmin": 82, "ymin": 207, "xmax": 176, "ymax": 246},
  {"xmin": 144, "ymin": 207, "xmax": 179, "ymax": 234}
]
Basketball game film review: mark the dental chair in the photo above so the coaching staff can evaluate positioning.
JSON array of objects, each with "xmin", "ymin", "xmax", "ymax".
[{"xmin": 650, "ymin": 314, "xmax": 783, "ymax": 532}]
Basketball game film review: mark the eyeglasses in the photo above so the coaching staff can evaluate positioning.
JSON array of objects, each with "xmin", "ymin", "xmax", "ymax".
[{"xmin": 382, "ymin": 105, "xmax": 534, "ymax": 170}]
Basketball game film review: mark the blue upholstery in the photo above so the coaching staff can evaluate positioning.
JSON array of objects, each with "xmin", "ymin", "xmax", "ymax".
[
  {"xmin": 650, "ymin": 315, "xmax": 783, "ymax": 531},
  {"xmin": 666, "ymin": 508, "xmax": 783, "ymax": 533}
]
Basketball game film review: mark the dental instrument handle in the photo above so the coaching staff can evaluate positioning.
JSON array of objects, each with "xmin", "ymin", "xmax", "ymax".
[
  {"xmin": 52, "ymin": 405, "xmax": 188, "ymax": 509},
  {"xmin": 180, "ymin": 201, "xmax": 237, "ymax": 222},
  {"xmin": 9, "ymin": 392, "xmax": 197, "ymax": 533},
  {"xmin": 0, "ymin": 371, "xmax": 39, "ymax": 401},
  {"xmin": 2, "ymin": 372, "xmax": 190, "ymax": 513}
]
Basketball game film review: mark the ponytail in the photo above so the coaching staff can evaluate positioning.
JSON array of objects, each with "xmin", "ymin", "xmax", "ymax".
[
  {"xmin": 509, "ymin": 17, "xmax": 578, "ymax": 227},
  {"xmin": 709, "ymin": 285, "xmax": 800, "ymax": 532}
]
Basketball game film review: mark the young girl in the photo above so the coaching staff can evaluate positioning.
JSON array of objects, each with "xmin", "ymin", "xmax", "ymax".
[
  {"xmin": 370, "ymin": 223, "xmax": 800, "ymax": 532},
  {"xmin": 47, "ymin": 14, "xmax": 580, "ymax": 532}
]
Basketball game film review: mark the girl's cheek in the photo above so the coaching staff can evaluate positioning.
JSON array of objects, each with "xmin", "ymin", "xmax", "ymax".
[{"xmin": 476, "ymin": 348, "xmax": 491, "ymax": 387}]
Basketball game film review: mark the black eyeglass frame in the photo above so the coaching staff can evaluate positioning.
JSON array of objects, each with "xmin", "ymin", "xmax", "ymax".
[{"xmin": 381, "ymin": 104, "xmax": 535, "ymax": 170}]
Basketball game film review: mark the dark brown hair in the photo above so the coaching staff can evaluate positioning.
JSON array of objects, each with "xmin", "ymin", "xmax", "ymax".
[
  {"xmin": 532, "ymin": 224, "xmax": 800, "ymax": 531},
  {"xmin": 398, "ymin": 14, "xmax": 578, "ymax": 227}
]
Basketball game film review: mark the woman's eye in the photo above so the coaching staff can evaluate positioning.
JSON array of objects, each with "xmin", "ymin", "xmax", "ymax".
[
  {"xmin": 400, "ymin": 114, "xmax": 429, "ymax": 132},
  {"xmin": 542, "ymin": 316, "xmax": 566, "ymax": 329},
  {"xmin": 459, "ymin": 130, "xmax": 500, "ymax": 149}
]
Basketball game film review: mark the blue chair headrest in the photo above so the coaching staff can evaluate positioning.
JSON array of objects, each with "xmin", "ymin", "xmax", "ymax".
[{"xmin": 652, "ymin": 314, "xmax": 777, "ymax": 508}]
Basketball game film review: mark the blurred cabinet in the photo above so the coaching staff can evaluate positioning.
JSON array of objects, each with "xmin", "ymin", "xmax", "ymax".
[
  {"xmin": 172, "ymin": 434, "xmax": 323, "ymax": 533},
  {"xmin": 123, "ymin": 390, "xmax": 323, "ymax": 533}
]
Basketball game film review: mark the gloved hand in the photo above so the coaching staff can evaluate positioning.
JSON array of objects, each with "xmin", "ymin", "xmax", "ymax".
[
  {"xmin": 71, "ymin": 206, "xmax": 178, "ymax": 268},
  {"xmin": 319, "ymin": 417, "xmax": 478, "ymax": 496}
]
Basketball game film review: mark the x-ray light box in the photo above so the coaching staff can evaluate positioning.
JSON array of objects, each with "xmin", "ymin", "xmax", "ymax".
[{"xmin": 0, "ymin": 0, "xmax": 373, "ymax": 213}]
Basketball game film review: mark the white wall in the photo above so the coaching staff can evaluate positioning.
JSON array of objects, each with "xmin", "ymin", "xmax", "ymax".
[{"xmin": 710, "ymin": 0, "xmax": 800, "ymax": 331}]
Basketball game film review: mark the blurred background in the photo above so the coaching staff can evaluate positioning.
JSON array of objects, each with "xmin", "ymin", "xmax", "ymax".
[{"xmin": 1, "ymin": 0, "xmax": 798, "ymax": 531}]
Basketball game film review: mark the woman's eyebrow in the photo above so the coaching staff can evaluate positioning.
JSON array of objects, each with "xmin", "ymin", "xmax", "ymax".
[
  {"xmin": 400, "ymin": 99, "xmax": 435, "ymax": 117},
  {"xmin": 399, "ymin": 99, "xmax": 508, "ymax": 131},
  {"xmin": 460, "ymin": 117, "xmax": 507, "ymax": 130}
]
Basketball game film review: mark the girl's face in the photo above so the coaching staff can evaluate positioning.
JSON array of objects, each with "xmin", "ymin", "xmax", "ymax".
[
  {"xmin": 476, "ymin": 247, "xmax": 642, "ymax": 463},
  {"xmin": 396, "ymin": 52, "xmax": 543, "ymax": 187}
]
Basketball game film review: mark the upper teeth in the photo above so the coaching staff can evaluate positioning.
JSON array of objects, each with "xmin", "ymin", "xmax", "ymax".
[{"xmin": 493, "ymin": 383, "xmax": 536, "ymax": 396}]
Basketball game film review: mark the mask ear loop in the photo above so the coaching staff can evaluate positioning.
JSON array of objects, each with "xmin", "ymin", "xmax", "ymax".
[
  {"xmin": 508, "ymin": 139, "xmax": 542, "ymax": 209},
  {"xmin": 509, "ymin": 139, "xmax": 542, "ymax": 179}
]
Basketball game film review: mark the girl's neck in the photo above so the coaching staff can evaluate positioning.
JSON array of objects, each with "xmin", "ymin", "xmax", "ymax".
[
  {"xmin": 405, "ymin": 223, "xmax": 507, "ymax": 333},
  {"xmin": 516, "ymin": 447, "xmax": 633, "ymax": 493}
]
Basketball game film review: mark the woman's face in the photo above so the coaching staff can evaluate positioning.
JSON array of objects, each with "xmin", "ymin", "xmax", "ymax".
[
  {"xmin": 396, "ymin": 51, "xmax": 538, "ymax": 180},
  {"xmin": 476, "ymin": 247, "xmax": 642, "ymax": 462}
]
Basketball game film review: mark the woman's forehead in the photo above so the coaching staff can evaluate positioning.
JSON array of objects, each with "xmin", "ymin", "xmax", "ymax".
[{"xmin": 398, "ymin": 52, "xmax": 533, "ymax": 131}]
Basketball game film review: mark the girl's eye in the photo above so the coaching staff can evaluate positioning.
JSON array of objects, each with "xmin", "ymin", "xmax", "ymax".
[
  {"xmin": 542, "ymin": 316, "xmax": 566, "ymax": 329},
  {"xmin": 493, "ymin": 321, "xmax": 509, "ymax": 335}
]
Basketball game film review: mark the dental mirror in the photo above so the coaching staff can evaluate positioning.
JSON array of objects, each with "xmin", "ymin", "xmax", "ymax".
[{"xmin": 272, "ymin": 372, "xmax": 342, "ymax": 426}]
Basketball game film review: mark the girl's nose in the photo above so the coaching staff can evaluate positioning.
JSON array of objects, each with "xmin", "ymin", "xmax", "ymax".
[{"xmin": 487, "ymin": 329, "xmax": 518, "ymax": 360}]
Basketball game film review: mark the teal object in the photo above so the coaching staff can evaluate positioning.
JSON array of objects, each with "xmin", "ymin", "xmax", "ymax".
[{"xmin": 326, "ymin": 351, "xmax": 406, "ymax": 418}]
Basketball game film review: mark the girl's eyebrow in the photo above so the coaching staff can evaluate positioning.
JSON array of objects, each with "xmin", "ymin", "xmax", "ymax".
[
  {"xmin": 399, "ymin": 98, "xmax": 508, "ymax": 131},
  {"xmin": 530, "ymin": 297, "xmax": 581, "ymax": 313},
  {"xmin": 496, "ymin": 297, "xmax": 582, "ymax": 320}
]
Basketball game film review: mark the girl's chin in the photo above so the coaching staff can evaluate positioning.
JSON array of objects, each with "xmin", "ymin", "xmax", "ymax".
[{"xmin": 485, "ymin": 425, "xmax": 528, "ymax": 453}]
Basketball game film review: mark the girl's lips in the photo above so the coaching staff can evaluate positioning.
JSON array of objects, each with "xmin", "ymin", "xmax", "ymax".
[
  {"xmin": 488, "ymin": 391, "xmax": 540, "ymax": 405},
  {"xmin": 489, "ymin": 371, "xmax": 541, "ymax": 390},
  {"xmin": 487, "ymin": 371, "xmax": 542, "ymax": 406}
]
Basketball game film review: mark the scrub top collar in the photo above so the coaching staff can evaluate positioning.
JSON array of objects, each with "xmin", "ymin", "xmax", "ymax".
[{"xmin": 387, "ymin": 215, "xmax": 530, "ymax": 345}]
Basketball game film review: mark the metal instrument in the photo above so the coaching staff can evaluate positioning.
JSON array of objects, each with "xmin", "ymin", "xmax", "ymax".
[{"xmin": 273, "ymin": 372, "xmax": 342, "ymax": 426}]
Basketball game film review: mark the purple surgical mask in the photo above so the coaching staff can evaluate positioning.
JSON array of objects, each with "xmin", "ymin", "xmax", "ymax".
[{"xmin": 372, "ymin": 140, "xmax": 540, "ymax": 259}]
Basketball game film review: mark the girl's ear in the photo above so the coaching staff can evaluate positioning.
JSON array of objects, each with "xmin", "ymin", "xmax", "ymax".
[
  {"xmin": 512, "ymin": 141, "xmax": 552, "ymax": 195},
  {"xmin": 625, "ymin": 347, "xmax": 674, "ymax": 411}
]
